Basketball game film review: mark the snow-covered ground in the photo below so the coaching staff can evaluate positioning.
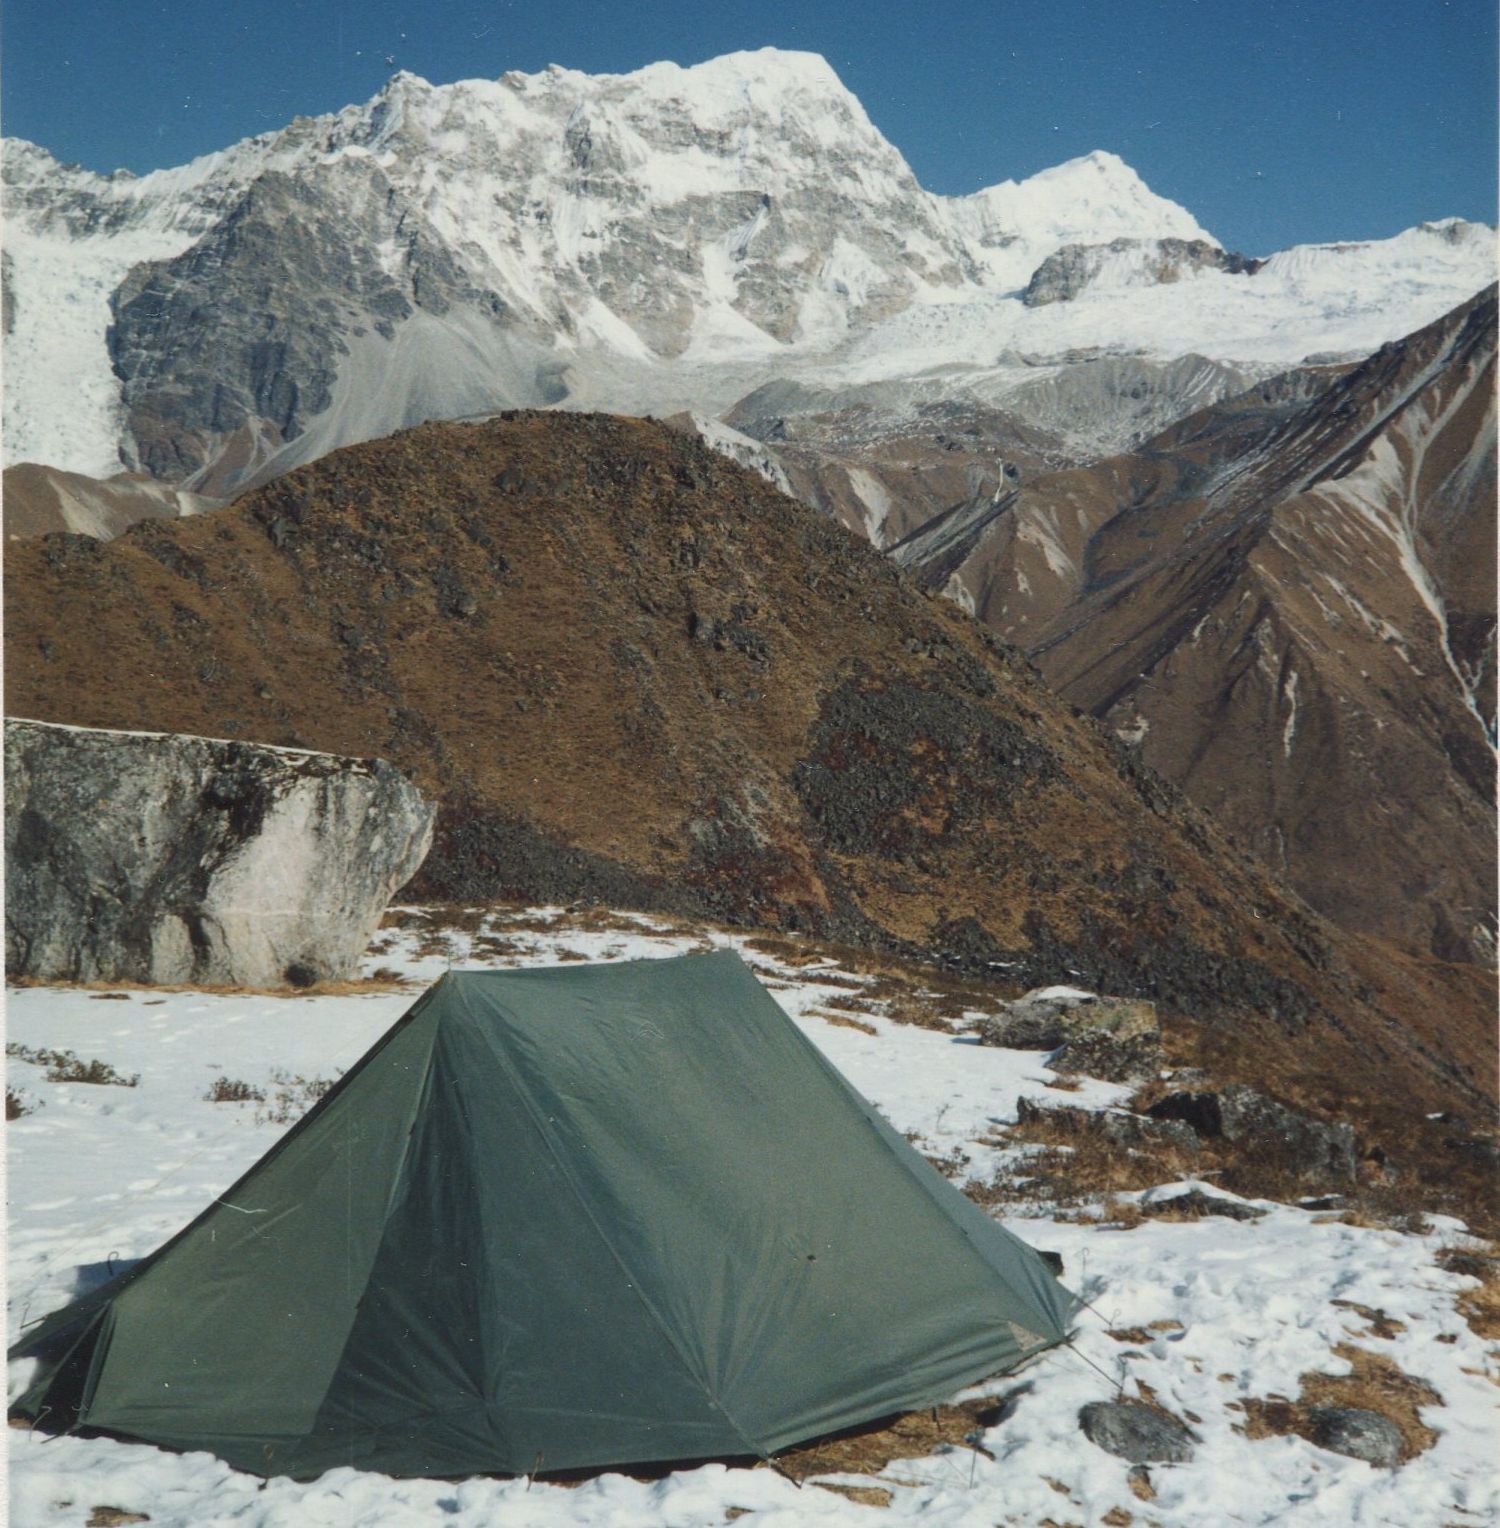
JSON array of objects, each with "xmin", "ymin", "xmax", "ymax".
[{"xmin": 6, "ymin": 908, "xmax": 1497, "ymax": 1526}]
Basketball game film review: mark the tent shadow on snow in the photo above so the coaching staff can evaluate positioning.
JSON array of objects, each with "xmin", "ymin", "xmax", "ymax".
[{"xmin": 10, "ymin": 950, "xmax": 1074, "ymax": 1480}]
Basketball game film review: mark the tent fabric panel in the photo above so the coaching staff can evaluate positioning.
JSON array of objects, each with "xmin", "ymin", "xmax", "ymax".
[
  {"xmin": 9, "ymin": 980, "xmax": 449, "ymax": 1364},
  {"xmin": 72, "ymin": 999, "xmax": 443, "ymax": 1454},
  {"xmin": 457, "ymin": 952, "xmax": 1070, "ymax": 1453},
  {"xmin": 788, "ymin": 1015, "xmax": 1076, "ymax": 1338},
  {"xmin": 295, "ymin": 1008, "xmax": 749, "ymax": 1477}
]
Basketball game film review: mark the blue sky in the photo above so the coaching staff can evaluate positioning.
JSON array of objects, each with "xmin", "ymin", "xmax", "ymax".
[{"xmin": 3, "ymin": 0, "xmax": 1494, "ymax": 254}]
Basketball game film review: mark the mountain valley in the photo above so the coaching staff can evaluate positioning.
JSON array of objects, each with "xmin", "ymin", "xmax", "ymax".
[{"xmin": 894, "ymin": 289, "xmax": 1497, "ymax": 965}]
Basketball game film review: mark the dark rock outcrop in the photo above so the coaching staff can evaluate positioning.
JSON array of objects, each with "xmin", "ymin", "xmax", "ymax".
[
  {"xmin": 4, "ymin": 719, "xmax": 433, "ymax": 986},
  {"xmin": 976, "ymin": 988, "xmax": 1163, "ymax": 1083},
  {"xmin": 1014, "ymin": 1096, "xmax": 1199, "ymax": 1154},
  {"xmin": 1022, "ymin": 237, "xmax": 1262, "ymax": 306},
  {"xmin": 1147, "ymin": 1084, "xmax": 1358, "ymax": 1181},
  {"xmin": 1140, "ymin": 1187, "xmax": 1265, "ymax": 1222}
]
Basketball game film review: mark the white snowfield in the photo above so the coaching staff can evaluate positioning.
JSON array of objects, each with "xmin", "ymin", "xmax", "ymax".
[
  {"xmin": 2, "ymin": 48, "xmax": 1494, "ymax": 477},
  {"xmin": 6, "ymin": 908, "xmax": 1496, "ymax": 1527}
]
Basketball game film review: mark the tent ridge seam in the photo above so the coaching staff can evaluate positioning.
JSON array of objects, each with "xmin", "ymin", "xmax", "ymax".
[
  {"xmin": 293, "ymin": 1009, "xmax": 448, "ymax": 1471},
  {"xmin": 453, "ymin": 975, "xmax": 770, "ymax": 1463}
]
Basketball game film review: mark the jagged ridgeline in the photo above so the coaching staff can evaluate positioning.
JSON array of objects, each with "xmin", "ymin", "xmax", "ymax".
[
  {"xmin": 2, "ymin": 51, "xmax": 1491, "ymax": 496},
  {"xmin": 895, "ymin": 288, "xmax": 1499, "ymax": 967},
  {"xmin": 5, "ymin": 414, "xmax": 1492, "ymax": 1119}
]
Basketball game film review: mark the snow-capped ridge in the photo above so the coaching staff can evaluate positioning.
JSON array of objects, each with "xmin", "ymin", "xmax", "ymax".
[
  {"xmin": 3, "ymin": 48, "xmax": 1494, "ymax": 481},
  {"xmin": 955, "ymin": 148, "xmax": 1216, "ymax": 247}
]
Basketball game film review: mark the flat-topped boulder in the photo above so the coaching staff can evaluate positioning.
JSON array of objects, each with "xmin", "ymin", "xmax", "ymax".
[{"xmin": 5, "ymin": 719, "xmax": 434, "ymax": 988}]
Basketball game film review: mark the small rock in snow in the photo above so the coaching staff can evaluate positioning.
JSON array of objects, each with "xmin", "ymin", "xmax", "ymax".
[
  {"xmin": 1078, "ymin": 1401, "xmax": 1197, "ymax": 1463},
  {"xmin": 1306, "ymin": 1406, "xmax": 1404, "ymax": 1467}
]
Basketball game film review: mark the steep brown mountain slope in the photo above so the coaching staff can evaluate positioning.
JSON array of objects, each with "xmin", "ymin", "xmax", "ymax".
[
  {"xmin": 899, "ymin": 290, "xmax": 1498, "ymax": 965},
  {"xmin": 4, "ymin": 413, "xmax": 1493, "ymax": 1118}
]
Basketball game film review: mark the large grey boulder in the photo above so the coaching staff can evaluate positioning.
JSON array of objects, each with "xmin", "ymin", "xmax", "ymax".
[{"xmin": 5, "ymin": 719, "xmax": 434, "ymax": 987}]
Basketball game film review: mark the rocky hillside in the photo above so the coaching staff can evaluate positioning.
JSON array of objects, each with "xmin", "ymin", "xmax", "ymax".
[
  {"xmin": 5, "ymin": 413, "xmax": 1492, "ymax": 1117},
  {"xmin": 897, "ymin": 290, "xmax": 1498, "ymax": 966},
  {"xmin": 3, "ymin": 51, "xmax": 1491, "ymax": 491}
]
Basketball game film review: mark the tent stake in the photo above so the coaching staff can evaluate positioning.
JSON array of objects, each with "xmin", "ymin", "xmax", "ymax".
[{"xmin": 764, "ymin": 1455, "xmax": 802, "ymax": 1489}]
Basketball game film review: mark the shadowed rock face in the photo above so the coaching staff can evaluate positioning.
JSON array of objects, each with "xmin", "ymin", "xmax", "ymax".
[
  {"xmin": 4, "ymin": 720, "xmax": 434, "ymax": 986},
  {"xmin": 1021, "ymin": 237, "xmax": 1262, "ymax": 306},
  {"xmin": 3, "ymin": 412, "xmax": 1493, "ymax": 1117},
  {"xmin": 902, "ymin": 289, "xmax": 1498, "ymax": 965},
  {"xmin": 107, "ymin": 163, "xmax": 517, "ymax": 486}
]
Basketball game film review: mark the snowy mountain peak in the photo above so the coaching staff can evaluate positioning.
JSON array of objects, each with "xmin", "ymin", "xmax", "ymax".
[
  {"xmin": 950, "ymin": 149, "xmax": 1216, "ymax": 287},
  {"xmin": 2, "ymin": 48, "xmax": 1494, "ymax": 485}
]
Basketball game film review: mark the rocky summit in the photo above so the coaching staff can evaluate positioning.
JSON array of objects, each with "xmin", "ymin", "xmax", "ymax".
[
  {"xmin": 2, "ymin": 51, "xmax": 1491, "ymax": 493},
  {"xmin": 4, "ymin": 413, "xmax": 1493, "ymax": 1122}
]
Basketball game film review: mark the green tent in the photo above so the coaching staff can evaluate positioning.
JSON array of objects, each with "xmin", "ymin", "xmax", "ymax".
[{"xmin": 10, "ymin": 950, "xmax": 1072, "ymax": 1479}]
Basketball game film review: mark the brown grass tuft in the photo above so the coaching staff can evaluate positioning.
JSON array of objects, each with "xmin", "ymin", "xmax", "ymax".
[
  {"xmin": 811, "ymin": 1483, "xmax": 893, "ymax": 1508},
  {"xmin": 812, "ymin": 1011, "xmax": 880, "ymax": 1036},
  {"xmin": 1330, "ymin": 1301, "xmax": 1406, "ymax": 1340},
  {"xmin": 769, "ymin": 1399, "xmax": 1002, "ymax": 1484},
  {"xmin": 1457, "ymin": 1286, "xmax": 1500, "ymax": 1341},
  {"xmin": 1240, "ymin": 1344, "xmax": 1440, "ymax": 1462}
]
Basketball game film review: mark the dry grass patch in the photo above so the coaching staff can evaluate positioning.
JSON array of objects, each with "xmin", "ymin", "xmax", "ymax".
[
  {"xmin": 1238, "ymin": 1343, "xmax": 1440, "ymax": 1463},
  {"xmin": 970, "ymin": 1113, "xmax": 1198, "ymax": 1213},
  {"xmin": 1456, "ymin": 1279, "xmax": 1500, "ymax": 1341},
  {"xmin": 1107, "ymin": 1321, "xmax": 1183, "ymax": 1343},
  {"xmin": 256, "ymin": 1070, "xmax": 342, "ymax": 1125},
  {"xmin": 1331, "ymin": 1301, "xmax": 1407, "ymax": 1340},
  {"xmin": 204, "ymin": 1076, "xmax": 264, "ymax": 1104},
  {"xmin": 747, "ymin": 934, "xmax": 1021, "ymax": 1031},
  {"xmin": 768, "ymin": 1399, "xmax": 1002, "ymax": 1485},
  {"xmin": 811, "ymin": 1483, "xmax": 893, "ymax": 1508},
  {"xmin": 1436, "ymin": 1249, "xmax": 1500, "ymax": 1340},
  {"xmin": 1127, "ymin": 1465, "xmax": 1156, "ymax": 1501},
  {"xmin": 813, "ymin": 1011, "xmax": 879, "ymax": 1036},
  {"xmin": 821, "ymin": 993, "xmax": 882, "ymax": 1016},
  {"xmin": 741, "ymin": 933, "xmax": 827, "ymax": 967},
  {"xmin": 6, "ymin": 1044, "xmax": 139, "ymax": 1088}
]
